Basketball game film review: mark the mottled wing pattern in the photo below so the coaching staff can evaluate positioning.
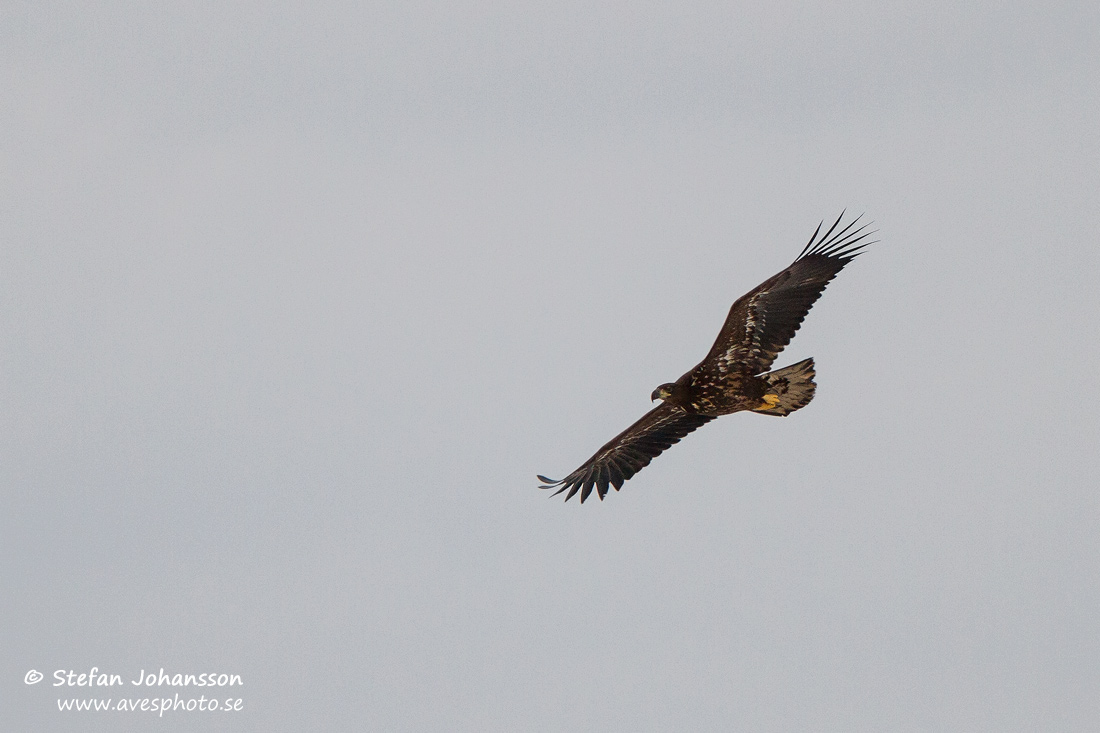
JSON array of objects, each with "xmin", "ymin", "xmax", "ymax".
[
  {"xmin": 700, "ymin": 213, "xmax": 875, "ymax": 379},
  {"xmin": 538, "ymin": 403, "xmax": 715, "ymax": 503}
]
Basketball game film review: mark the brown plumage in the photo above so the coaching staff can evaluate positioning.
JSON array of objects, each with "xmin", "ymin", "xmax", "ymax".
[{"xmin": 538, "ymin": 213, "xmax": 875, "ymax": 502}]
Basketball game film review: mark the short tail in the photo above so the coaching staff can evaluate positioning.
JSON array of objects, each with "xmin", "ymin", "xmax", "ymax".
[{"xmin": 753, "ymin": 358, "xmax": 816, "ymax": 416}]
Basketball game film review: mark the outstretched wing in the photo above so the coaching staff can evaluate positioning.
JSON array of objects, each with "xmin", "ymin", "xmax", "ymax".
[
  {"xmin": 700, "ymin": 212, "xmax": 874, "ymax": 378},
  {"xmin": 538, "ymin": 403, "xmax": 715, "ymax": 503}
]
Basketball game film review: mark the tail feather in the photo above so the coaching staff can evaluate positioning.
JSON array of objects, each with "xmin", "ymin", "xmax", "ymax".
[{"xmin": 754, "ymin": 358, "xmax": 816, "ymax": 416}]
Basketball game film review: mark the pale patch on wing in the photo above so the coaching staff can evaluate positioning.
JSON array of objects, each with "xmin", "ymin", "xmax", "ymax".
[{"xmin": 716, "ymin": 293, "xmax": 769, "ymax": 376}]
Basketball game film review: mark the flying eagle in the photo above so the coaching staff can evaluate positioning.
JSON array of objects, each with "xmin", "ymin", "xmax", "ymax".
[{"xmin": 538, "ymin": 213, "xmax": 874, "ymax": 503}]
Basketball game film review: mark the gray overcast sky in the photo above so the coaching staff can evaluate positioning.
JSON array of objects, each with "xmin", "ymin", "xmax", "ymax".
[{"xmin": 4, "ymin": 2, "xmax": 1100, "ymax": 731}]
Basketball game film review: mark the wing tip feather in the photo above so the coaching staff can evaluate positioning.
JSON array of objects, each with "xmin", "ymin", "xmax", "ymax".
[{"xmin": 799, "ymin": 212, "xmax": 877, "ymax": 262}]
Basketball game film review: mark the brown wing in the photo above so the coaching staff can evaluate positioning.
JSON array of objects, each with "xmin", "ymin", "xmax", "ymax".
[
  {"xmin": 538, "ymin": 403, "xmax": 715, "ymax": 503},
  {"xmin": 699, "ymin": 213, "xmax": 874, "ymax": 379}
]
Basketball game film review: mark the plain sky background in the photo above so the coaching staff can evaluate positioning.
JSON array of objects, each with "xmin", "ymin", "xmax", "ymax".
[{"xmin": 4, "ymin": 2, "xmax": 1100, "ymax": 731}]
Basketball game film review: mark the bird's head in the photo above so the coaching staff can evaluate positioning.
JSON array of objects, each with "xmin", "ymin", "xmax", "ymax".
[{"xmin": 651, "ymin": 383, "xmax": 680, "ymax": 403}]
